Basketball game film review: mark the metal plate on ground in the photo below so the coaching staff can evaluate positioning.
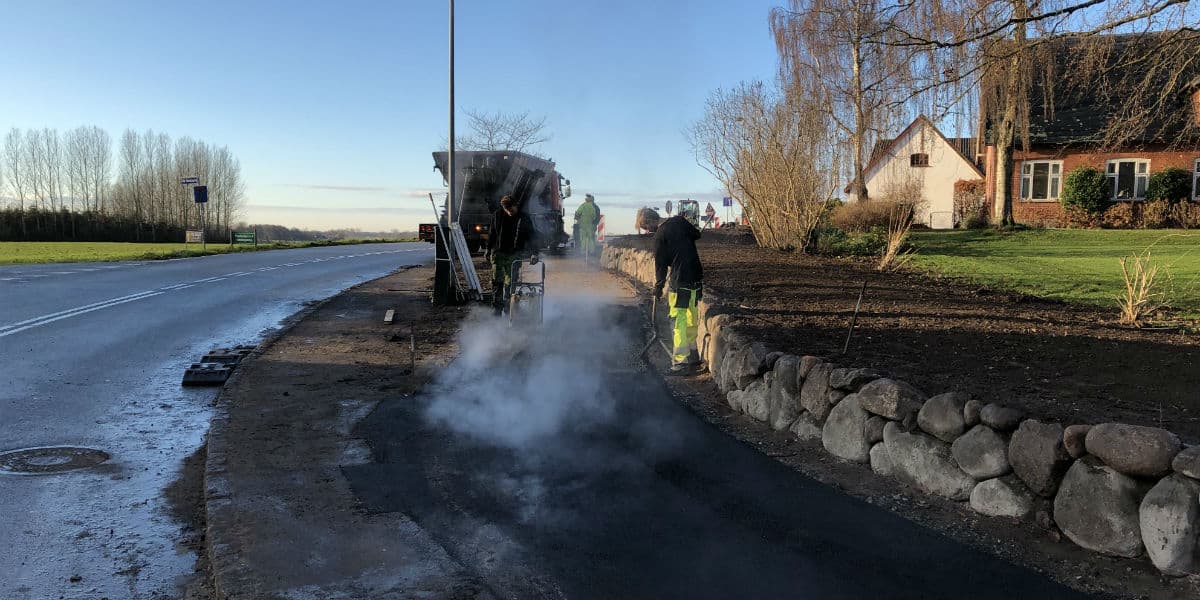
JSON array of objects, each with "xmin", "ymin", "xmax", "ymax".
[{"xmin": 0, "ymin": 446, "xmax": 110, "ymax": 474}]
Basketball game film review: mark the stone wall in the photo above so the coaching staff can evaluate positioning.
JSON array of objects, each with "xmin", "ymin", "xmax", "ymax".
[{"xmin": 602, "ymin": 244, "xmax": 1200, "ymax": 577}]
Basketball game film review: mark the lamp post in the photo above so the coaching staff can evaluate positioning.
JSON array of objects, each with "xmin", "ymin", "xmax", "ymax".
[{"xmin": 447, "ymin": 0, "xmax": 456, "ymax": 226}]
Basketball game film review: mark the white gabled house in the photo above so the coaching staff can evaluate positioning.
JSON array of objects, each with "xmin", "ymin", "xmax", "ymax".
[{"xmin": 846, "ymin": 115, "xmax": 984, "ymax": 229}]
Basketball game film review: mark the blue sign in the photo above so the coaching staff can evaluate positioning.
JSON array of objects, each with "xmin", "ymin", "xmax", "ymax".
[
  {"xmin": 722, "ymin": 197, "xmax": 733, "ymax": 207},
  {"xmin": 193, "ymin": 185, "xmax": 209, "ymax": 204}
]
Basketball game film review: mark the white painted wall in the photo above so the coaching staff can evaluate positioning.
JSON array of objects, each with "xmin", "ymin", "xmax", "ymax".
[{"xmin": 849, "ymin": 120, "xmax": 981, "ymax": 229}]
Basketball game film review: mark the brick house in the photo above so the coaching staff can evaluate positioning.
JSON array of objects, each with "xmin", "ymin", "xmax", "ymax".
[{"xmin": 981, "ymin": 34, "xmax": 1200, "ymax": 226}]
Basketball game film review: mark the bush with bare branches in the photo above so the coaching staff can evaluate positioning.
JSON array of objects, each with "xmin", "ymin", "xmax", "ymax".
[
  {"xmin": 1117, "ymin": 251, "xmax": 1168, "ymax": 326},
  {"xmin": 878, "ymin": 203, "xmax": 915, "ymax": 271},
  {"xmin": 689, "ymin": 81, "xmax": 841, "ymax": 251}
]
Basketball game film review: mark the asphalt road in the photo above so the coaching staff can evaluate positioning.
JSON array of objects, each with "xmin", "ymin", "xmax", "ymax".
[
  {"xmin": 344, "ymin": 298, "xmax": 1092, "ymax": 600},
  {"xmin": 0, "ymin": 242, "xmax": 433, "ymax": 599}
]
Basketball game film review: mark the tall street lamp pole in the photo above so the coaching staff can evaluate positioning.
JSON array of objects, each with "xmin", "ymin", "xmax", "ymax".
[{"xmin": 448, "ymin": 0, "xmax": 456, "ymax": 226}]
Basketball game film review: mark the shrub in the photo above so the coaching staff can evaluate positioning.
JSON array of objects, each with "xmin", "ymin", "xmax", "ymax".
[
  {"xmin": 953, "ymin": 179, "xmax": 987, "ymax": 227},
  {"xmin": 1064, "ymin": 205, "xmax": 1101, "ymax": 228},
  {"xmin": 1145, "ymin": 167, "xmax": 1192, "ymax": 203},
  {"xmin": 1172, "ymin": 201, "xmax": 1200, "ymax": 229},
  {"xmin": 816, "ymin": 225, "xmax": 888, "ymax": 256},
  {"xmin": 1141, "ymin": 199, "xmax": 1172, "ymax": 229},
  {"xmin": 1101, "ymin": 202, "xmax": 1137, "ymax": 229},
  {"xmin": 1061, "ymin": 166, "xmax": 1109, "ymax": 214},
  {"xmin": 1117, "ymin": 251, "xmax": 1168, "ymax": 326},
  {"xmin": 963, "ymin": 212, "xmax": 990, "ymax": 229},
  {"xmin": 878, "ymin": 204, "xmax": 915, "ymax": 271},
  {"xmin": 830, "ymin": 200, "xmax": 902, "ymax": 233}
]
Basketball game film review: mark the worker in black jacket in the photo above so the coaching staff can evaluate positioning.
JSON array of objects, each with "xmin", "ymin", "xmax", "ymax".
[
  {"xmin": 485, "ymin": 195, "xmax": 537, "ymax": 314},
  {"xmin": 653, "ymin": 204, "xmax": 703, "ymax": 372}
]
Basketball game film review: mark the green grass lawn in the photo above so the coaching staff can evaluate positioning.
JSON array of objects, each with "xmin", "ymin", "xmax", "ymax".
[
  {"xmin": 0, "ymin": 239, "xmax": 415, "ymax": 265},
  {"xmin": 908, "ymin": 229, "xmax": 1200, "ymax": 320}
]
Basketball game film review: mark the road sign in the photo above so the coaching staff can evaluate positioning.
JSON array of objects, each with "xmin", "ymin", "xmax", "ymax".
[
  {"xmin": 722, "ymin": 197, "xmax": 733, "ymax": 207},
  {"xmin": 706, "ymin": 202, "xmax": 716, "ymax": 217},
  {"xmin": 186, "ymin": 230, "xmax": 203, "ymax": 243},
  {"xmin": 193, "ymin": 185, "xmax": 208, "ymax": 203},
  {"xmin": 232, "ymin": 231, "xmax": 257, "ymax": 245},
  {"xmin": 180, "ymin": 176, "xmax": 200, "ymax": 185}
]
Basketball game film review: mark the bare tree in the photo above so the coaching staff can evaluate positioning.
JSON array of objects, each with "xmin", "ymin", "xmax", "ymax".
[
  {"xmin": 689, "ymin": 80, "xmax": 841, "ymax": 251},
  {"xmin": 771, "ymin": 0, "xmax": 915, "ymax": 202},
  {"xmin": 4, "ymin": 129, "xmax": 27, "ymax": 214},
  {"xmin": 457, "ymin": 109, "xmax": 551, "ymax": 154},
  {"xmin": 884, "ymin": 0, "xmax": 1199, "ymax": 224}
]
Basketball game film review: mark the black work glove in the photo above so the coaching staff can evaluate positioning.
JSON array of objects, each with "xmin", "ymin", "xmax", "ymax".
[
  {"xmin": 530, "ymin": 253, "xmax": 540, "ymax": 265},
  {"xmin": 653, "ymin": 283, "xmax": 664, "ymax": 299}
]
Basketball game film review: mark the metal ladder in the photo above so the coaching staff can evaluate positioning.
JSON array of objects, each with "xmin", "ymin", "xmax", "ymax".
[{"xmin": 449, "ymin": 225, "xmax": 483, "ymax": 300}]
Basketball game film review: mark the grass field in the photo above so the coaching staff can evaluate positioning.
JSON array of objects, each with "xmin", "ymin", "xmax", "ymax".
[
  {"xmin": 908, "ymin": 229, "xmax": 1200, "ymax": 320},
  {"xmin": 0, "ymin": 239, "xmax": 416, "ymax": 265}
]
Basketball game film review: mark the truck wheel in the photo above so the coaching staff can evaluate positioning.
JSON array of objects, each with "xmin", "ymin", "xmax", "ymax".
[{"xmin": 467, "ymin": 240, "xmax": 481, "ymax": 254}]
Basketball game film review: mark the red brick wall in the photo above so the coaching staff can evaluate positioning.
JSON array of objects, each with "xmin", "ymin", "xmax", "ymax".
[{"xmin": 1008, "ymin": 146, "xmax": 1200, "ymax": 225}]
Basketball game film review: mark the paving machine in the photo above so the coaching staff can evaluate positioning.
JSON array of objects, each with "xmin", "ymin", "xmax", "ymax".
[{"xmin": 424, "ymin": 150, "xmax": 571, "ymax": 254}]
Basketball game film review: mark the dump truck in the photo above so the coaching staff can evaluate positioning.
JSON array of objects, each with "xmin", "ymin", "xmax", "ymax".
[{"xmin": 420, "ymin": 150, "xmax": 571, "ymax": 254}]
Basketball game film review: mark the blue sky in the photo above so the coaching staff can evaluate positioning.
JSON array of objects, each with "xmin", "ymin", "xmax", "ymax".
[{"xmin": 0, "ymin": 1, "xmax": 783, "ymax": 234}]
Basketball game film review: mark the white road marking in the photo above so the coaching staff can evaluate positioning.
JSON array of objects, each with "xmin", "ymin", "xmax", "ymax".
[
  {"xmin": 1, "ymin": 245, "xmax": 422, "ymax": 338},
  {"xmin": 0, "ymin": 292, "xmax": 164, "ymax": 338},
  {"xmin": 0, "ymin": 290, "xmax": 161, "ymax": 332}
]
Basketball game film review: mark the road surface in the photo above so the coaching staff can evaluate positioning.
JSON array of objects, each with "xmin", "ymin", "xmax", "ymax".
[
  {"xmin": 343, "ymin": 265, "xmax": 1091, "ymax": 600},
  {"xmin": 0, "ymin": 242, "xmax": 432, "ymax": 599}
]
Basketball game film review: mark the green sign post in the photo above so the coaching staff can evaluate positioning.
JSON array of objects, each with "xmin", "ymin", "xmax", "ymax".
[{"xmin": 231, "ymin": 231, "xmax": 257, "ymax": 246}]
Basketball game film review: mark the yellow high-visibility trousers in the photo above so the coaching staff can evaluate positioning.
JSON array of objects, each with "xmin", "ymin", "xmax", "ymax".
[{"xmin": 668, "ymin": 288, "xmax": 699, "ymax": 366}]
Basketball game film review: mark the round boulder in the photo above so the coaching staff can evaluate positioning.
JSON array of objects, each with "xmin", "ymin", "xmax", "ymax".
[
  {"xmin": 791, "ymin": 412, "xmax": 823, "ymax": 441},
  {"xmin": 1063, "ymin": 424, "xmax": 1092, "ymax": 459},
  {"xmin": 1009, "ymin": 420, "xmax": 1071, "ymax": 497},
  {"xmin": 870, "ymin": 442, "xmax": 895, "ymax": 477},
  {"xmin": 822, "ymin": 394, "xmax": 871, "ymax": 463},
  {"xmin": 971, "ymin": 475, "xmax": 1035, "ymax": 519},
  {"xmin": 766, "ymin": 355, "xmax": 803, "ymax": 431},
  {"xmin": 1172, "ymin": 445, "xmax": 1200, "ymax": 479},
  {"xmin": 1140, "ymin": 474, "xmax": 1200, "ymax": 576},
  {"xmin": 800, "ymin": 363, "xmax": 836, "ymax": 422},
  {"xmin": 882, "ymin": 422, "xmax": 975, "ymax": 500},
  {"xmin": 917, "ymin": 392, "xmax": 968, "ymax": 443},
  {"xmin": 829, "ymin": 367, "xmax": 884, "ymax": 392},
  {"xmin": 863, "ymin": 415, "xmax": 888, "ymax": 444},
  {"xmin": 1085, "ymin": 423, "xmax": 1181, "ymax": 478},
  {"xmin": 979, "ymin": 404, "xmax": 1024, "ymax": 431},
  {"xmin": 952, "ymin": 425, "xmax": 1011, "ymax": 480},
  {"xmin": 963, "ymin": 399, "xmax": 983, "ymax": 427},
  {"xmin": 857, "ymin": 378, "xmax": 926, "ymax": 421},
  {"xmin": 1054, "ymin": 456, "xmax": 1151, "ymax": 558}
]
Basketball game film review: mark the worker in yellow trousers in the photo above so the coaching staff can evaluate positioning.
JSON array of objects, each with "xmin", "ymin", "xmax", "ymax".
[{"xmin": 652, "ymin": 202, "xmax": 703, "ymax": 373}]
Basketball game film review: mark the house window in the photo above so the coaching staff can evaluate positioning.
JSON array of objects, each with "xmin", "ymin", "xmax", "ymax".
[
  {"xmin": 1019, "ymin": 160, "xmax": 1062, "ymax": 201},
  {"xmin": 1193, "ymin": 159, "xmax": 1199, "ymax": 201},
  {"xmin": 1107, "ymin": 158, "xmax": 1150, "ymax": 200},
  {"xmin": 910, "ymin": 153, "xmax": 929, "ymax": 167}
]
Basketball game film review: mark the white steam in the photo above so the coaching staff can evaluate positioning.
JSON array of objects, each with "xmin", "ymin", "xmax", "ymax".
[{"xmin": 423, "ymin": 298, "xmax": 630, "ymax": 450}]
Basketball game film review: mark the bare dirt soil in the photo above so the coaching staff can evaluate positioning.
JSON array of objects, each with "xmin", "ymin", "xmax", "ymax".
[{"xmin": 614, "ymin": 228, "xmax": 1200, "ymax": 442}]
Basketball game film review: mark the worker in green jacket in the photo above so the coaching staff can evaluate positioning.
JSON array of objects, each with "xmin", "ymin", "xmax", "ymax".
[{"xmin": 574, "ymin": 193, "xmax": 601, "ymax": 263}]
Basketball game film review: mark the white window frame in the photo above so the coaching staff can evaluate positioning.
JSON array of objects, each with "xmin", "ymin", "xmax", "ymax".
[
  {"xmin": 1106, "ymin": 158, "xmax": 1150, "ymax": 201},
  {"xmin": 1193, "ymin": 158, "xmax": 1199, "ymax": 201},
  {"xmin": 1019, "ymin": 160, "xmax": 1063, "ymax": 202}
]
